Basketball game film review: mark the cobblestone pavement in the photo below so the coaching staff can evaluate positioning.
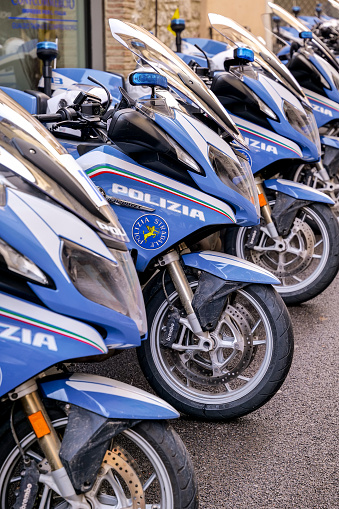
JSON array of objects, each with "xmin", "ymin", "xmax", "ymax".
[{"xmin": 78, "ymin": 276, "xmax": 339, "ymax": 508}]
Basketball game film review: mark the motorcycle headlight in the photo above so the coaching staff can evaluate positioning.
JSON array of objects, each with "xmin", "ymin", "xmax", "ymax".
[
  {"xmin": 0, "ymin": 238, "xmax": 48, "ymax": 284},
  {"xmin": 208, "ymin": 145, "xmax": 260, "ymax": 216},
  {"xmin": 283, "ymin": 100, "xmax": 321, "ymax": 153},
  {"xmin": 62, "ymin": 239, "xmax": 147, "ymax": 336}
]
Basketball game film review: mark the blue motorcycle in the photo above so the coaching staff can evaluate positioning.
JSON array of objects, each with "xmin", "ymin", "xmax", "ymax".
[
  {"xmin": 0, "ymin": 90, "xmax": 198, "ymax": 508},
  {"xmin": 170, "ymin": 13, "xmax": 339, "ymax": 305},
  {"xmin": 22, "ymin": 20, "xmax": 296, "ymax": 422},
  {"xmin": 266, "ymin": 3, "xmax": 339, "ymax": 212}
]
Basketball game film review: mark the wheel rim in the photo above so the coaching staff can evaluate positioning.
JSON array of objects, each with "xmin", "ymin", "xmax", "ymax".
[
  {"xmin": 0, "ymin": 418, "xmax": 174, "ymax": 508},
  {"xmin": 293, "ymin": 165, "xmax": 339, "ymax": 217},
  {"xmin": 236, "ymin": 205, "xmax": 330, "ymax": 294},
  {"xmin": 150, "ymin": 287, "xmax": 274, "ymax": 405}
]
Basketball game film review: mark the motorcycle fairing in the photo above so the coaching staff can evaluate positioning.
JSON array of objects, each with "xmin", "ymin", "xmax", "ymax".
[
  {"xmin": 145, "ymin": 107, "xmax": 258, "ymax": 223},
  {"xmin": 218, "ymin": 72, "xmax": 320, "ymax": 162},
  {"xmin": 0, "ymin": 86, "xmax": 38, "ymax": 114},
  {"xmin": 304, "ymin": 89, "xmax": 339, "ymax": 127},
  {"xmin": 264, "ymin": 179, "xmax": 335, "ymax": 204},
  {"xmin": 181, "ymin": 251, "xmax": 280, "ymax": 284},
  {"xmin": 78, "ymin": 146, "xmax": 238, "ymax": 272},
  {"xmin": 231, "ymin": 116, "xmax": 304, "ymax": 173},
  {"xmin": 40, "ymin": 373, "xmax": 179, "ymax": 419},
  {"xmin": 1, "ymin": 188, "xmax": 141, "ymax": 349},
  {"xmin": 0, "ymin": 293, "xmax": 107, "ymax": 397}
]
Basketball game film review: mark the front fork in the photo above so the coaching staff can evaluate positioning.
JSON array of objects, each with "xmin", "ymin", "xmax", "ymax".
[
  {"xmin": 255, "ymin": 176, "xmax": 280, "ymax": 239},
  {"xmin": 158, "ymin": 250, "xmax": 213, "ymax": 352},
  {"xmin": 9, "ymin": 380, "xmax": 90, "ymax": 508}
]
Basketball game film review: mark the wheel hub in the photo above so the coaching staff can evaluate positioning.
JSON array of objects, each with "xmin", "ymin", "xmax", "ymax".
[
  {"xmin": 173, "ymin": 302, "xmax": 254, "ymax": 385},
  {"xmin": 250, "ymin": 217, "xmax": 315, "ymax": 278}
]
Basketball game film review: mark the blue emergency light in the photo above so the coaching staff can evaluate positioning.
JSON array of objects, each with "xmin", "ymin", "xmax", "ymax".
[
  {"xmin": 37, "ymin": 41, "xmax": 58, "ymax": 51},
  {"xmin": 299, "ymin": 31, "xmax": 313, "ymax": 39},
  {"xmin": 234, "ymin": 47, "xmax": 255, "ymax": 62},
  {"xmin": 129, "ymin": 72, "xmax": 168, "ymax": 89}
]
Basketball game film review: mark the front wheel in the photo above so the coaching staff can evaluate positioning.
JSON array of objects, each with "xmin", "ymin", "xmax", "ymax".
[
  {"xmin": 225, "ymin": 203, "xmax": 339, "ymax": 305},
  {"xmin": 138, "ymin": 279, "xmax": 293, "ymax": 420},
  {"xmin": 0, "ymin": 404, "xmax": 198, "ymax": 508}
]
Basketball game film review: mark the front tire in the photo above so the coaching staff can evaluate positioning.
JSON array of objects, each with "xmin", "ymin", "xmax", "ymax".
[
  {"xmin": 225, "ymin": 203, "xmax": 339, "ymax": 305},
  {"xmin": 0, "ymin": 403, "xmax": 198, "ymax": 508},
  {"xmin": 138, "ymin": 278, "xmax": 293, "ymax": 420}
]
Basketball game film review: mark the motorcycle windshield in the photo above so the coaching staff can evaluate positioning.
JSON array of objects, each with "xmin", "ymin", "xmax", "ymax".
[
  {"xmin": 0, "ymin": 90, "xmax": 127, "ymax": 243},
  {"xmin": 267, "ymin": 2, "xmax": 339, "ymax": 72},
  {"xmin": 208, "ymin": 13, "xmax": 309, "ymax": 107},
  {"xmin": 108, "ymin": 18, "xmax": 246, "ymax": 147}
]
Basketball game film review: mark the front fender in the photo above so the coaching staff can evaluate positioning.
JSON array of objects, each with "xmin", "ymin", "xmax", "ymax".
[
  {"xmin": 264, "ymin": 179, "xmax": 334, "ymax": 205},
  {"xmin": 40, "ymin": 373, "xmax": 179, "ymax": 420},
  {"xmin": 182, "ymin": 251, "xmax": 280, "ymax": 285}
]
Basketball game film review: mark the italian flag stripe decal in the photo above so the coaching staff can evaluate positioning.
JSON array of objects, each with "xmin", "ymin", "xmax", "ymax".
[
  {"xmin": 237, "ymin": 125, "xmax": 302, "ymax": 157},
  {"xmin": 0, "ymin": 307, "xmax": 106, "ymax": 353},
  {"xmin": 86, "ymin": 165, "xmax": 236, "ymax": 223},
  {"xmin": 306, "ymin": 93, "xmax": 339, "ymax": 113}
]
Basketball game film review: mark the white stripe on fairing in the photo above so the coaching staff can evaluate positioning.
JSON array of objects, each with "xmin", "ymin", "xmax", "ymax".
[
  {"xmin": 231, "ymin": 115, "xmax": 302, "ymax": 157},
  {"xmin": 303, "ymin": 88, "xmax": 339, "ymax": 110},
  {"xmin": 276, "ymin": 178, "xmax": 332, "ymax": 198},
  {"xmin": 258, "ymin": 75, "xmax": 305, "ymax": 112},
  {"xmin": 199, "ymin": 251, "xmax": 278, "ymax": 278},
  {"xmin": 66, "ymin": 378, "xmax": 177, "ymax": 412},
  {"xmin": 175, "ymin": 111, "xmax": 240, "ymax": 163},
  {"xmin": 80, "ymin": 151, "xmax": 236, "ymax": 221},
  {"xmin": 0, "ymin": 147, "xmax": 35, "ymax": 182},
  {"xmin": 7, "ymin": 189, "xmax": 68, "ymax": 280}
]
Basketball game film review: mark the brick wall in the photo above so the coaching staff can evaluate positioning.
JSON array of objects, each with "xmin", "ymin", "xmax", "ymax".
[{"xmin": 104, "ymin": 0, "xmax": 202, "ymax": 76}]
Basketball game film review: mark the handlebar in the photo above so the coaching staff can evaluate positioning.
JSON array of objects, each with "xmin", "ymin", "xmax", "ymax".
[
  {"xmin": 33, "ymin": 107, "xmax": 78, "ymax": 123},
  {"xmin": 33, "ymin": 112, "xmax": 64, "ymax": 122}
]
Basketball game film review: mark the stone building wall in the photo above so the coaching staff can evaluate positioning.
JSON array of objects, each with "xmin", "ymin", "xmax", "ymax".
[{"xmin": 104, "ymin": 0, "xmax": 202, "ymax": 76}]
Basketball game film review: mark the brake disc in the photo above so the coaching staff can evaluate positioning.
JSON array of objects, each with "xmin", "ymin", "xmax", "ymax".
[
  {"xmin": 87, "ymin": 447, "xmax": 145, "ymax": 509},
  {"xmin": 173, "ymin": 302, "xmax": 254, "ymax": 385},
  {"xmin": 250, "ymin": 217, "xmax": 315, "ymax": 277}
]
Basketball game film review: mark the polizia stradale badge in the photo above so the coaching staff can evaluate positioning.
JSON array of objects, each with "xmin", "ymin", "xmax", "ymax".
[{"xmin": 132, "ymin": 215, "xmax": 169, "ymax": 250}]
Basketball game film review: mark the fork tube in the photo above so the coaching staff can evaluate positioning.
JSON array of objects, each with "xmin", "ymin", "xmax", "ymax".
[
  {"xmin": 159, "ymin": 252, "xmax": 203, "ymax": 335},
  {"xmin": 166, "ymin": 259, "xmax": 194, "ymax": 315},
  {"xmin": 256, "ymin": 181, "xmax": 280, "ymax": 239},
  {"xmin": 20, "ymin": 391, "xmax": 63, "ymax": 471},
  {"xmin": 315, "ymin": 160, "xmax": 330, "ymax": 182}
]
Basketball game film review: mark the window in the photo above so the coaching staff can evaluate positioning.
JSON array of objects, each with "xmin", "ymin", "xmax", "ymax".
[{"xmin": 0, "ymin": 0, "xmax": 87, "ymax": 90}]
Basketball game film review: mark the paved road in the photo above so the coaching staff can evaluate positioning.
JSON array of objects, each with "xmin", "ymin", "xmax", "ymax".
[{"xmin": 79, "ymin": 277, "xmax": 339, "ymax": 508}]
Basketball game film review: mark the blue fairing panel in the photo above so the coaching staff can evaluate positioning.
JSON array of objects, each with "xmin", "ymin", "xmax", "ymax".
[
  {"xmin": 182, "ymin": 38, "xmax": 228, "ymax": 57},
  {"xmin": 182, "ymin": 251, "xmax": 280, "ymax": 284},
  {"xmin": 40, "ymin": 373, "xmax": 179, "ymax": 420},
  {"xmin": 320, "ymin": 135, "xmax": 339, "ymax": 150},
  {"xmin": 177, "ymin": 52, "xmax": 208, "ymax": 67},
  {"xmin": 0, "ymin": 87, "xmax": 37, "ymax": 114},
  {"xmin": 264, "ymin": 179, "xmax": 334, "ymax": 204}
]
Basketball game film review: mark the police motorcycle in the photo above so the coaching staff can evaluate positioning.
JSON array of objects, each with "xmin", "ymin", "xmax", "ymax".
[
  {"xmin": 271, "ymin": 2, "xmax": 339, "ymax": 57},
  {"xmin": 267, "ymin": 3, "xmax": 339, "ymax": 212},
  {"xmin": 172, "ymin": 14, "xmax": 339, "ymax": 306},
  {"xmin": 0, "ymin": 91, "xmax": 199, "ymax": 508},
  {"xmin": 26, "ymin": 19, "xmax": 295, "ymax": 422}
]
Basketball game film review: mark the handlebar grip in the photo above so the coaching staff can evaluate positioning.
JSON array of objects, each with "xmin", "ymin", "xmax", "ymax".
[{"xmin": 33, "ymin": 112, "xmax": 64, "ymax": 122}]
